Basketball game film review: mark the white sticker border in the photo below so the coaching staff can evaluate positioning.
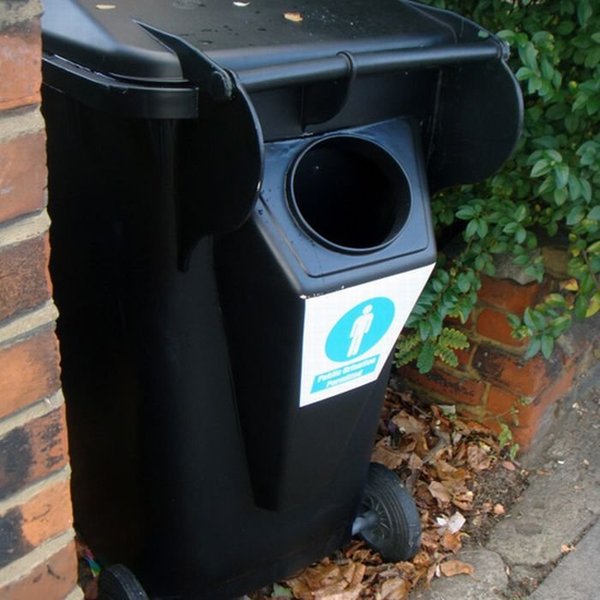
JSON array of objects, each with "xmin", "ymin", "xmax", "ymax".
[{"xmin": 299, "ymin": 263, "xmax": 435, "ymax": 407}]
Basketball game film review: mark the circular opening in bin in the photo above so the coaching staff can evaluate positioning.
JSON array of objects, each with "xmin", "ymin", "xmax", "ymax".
[{"xmin": 289, "ymin": 136, "xmax": 411, "ymax": 252}]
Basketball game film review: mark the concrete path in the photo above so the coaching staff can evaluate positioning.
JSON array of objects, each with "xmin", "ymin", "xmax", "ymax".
[
  {"xmin": 529, "ymin": 518, "xmax": 600, "ymax": 600},
  {"xmin": 410, "ymin": 359, "xmax": 600, "ymax": 599}
]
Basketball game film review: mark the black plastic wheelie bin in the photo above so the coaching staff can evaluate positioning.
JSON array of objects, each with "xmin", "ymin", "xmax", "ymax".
[{"xmin": 41, "ymin": 1, "xmax": 522, "ymax": 598}]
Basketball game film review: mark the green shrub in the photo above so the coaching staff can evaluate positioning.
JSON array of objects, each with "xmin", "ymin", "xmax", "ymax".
[{"xmin": 396, "ymin": 0, "xmax": 600, "ymax": 371}]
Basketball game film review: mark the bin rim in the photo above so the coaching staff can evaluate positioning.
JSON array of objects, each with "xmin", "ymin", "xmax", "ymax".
[{"xmin": 286, "ymin": 133, "xmax": 414, "ymax": 255}]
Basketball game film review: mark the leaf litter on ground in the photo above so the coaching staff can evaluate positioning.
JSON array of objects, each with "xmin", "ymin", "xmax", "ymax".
[{"xmin": 250, "ymin": 385, "xmax": 528, "ymax": 600}]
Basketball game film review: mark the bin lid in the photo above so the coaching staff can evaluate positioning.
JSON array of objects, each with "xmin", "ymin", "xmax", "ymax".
[
  {"xmin": 42, "ymin": 0, "xmax": 523, "ymax": 197},
  {"xmin": 42, "ymin": 0, "xmax": 457, "ymax": 82}
]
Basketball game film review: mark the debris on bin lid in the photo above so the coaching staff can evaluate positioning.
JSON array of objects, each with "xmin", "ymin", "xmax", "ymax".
[
  {"xmin": 42, "ymin": 0, "xmax": 523, "ymax": 190},
  {"xmin": 42, "ymin": 0, "xmax": 461, "ymax": 82},
  {"xmin": 284, "ymin": 11, "xmax": 304, "ymax": 23}
]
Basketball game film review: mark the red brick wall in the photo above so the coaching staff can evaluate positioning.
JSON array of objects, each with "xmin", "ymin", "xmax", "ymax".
[
  {"xmin": 0, "ymin": 2, "xmax": 79, "ymax": 598},
  {"xmin": 400, "ymin": 271, "xmax": 595, "ymax": 451}
]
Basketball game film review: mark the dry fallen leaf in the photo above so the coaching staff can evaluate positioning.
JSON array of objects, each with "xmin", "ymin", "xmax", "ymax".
[
  {"xmin": 344, "ymin": 542, "xmax": 373, "ymax": 563},
  {"xmin": 412, "ymin": 550, "xmax": 432, "ymax": 570},
  {"xmin": 428, "ymin": 562, "xmax": 441, "ymax": 584},
  {"xmin": 342, "ymin": 562, "xmax": 366, "ymax": 588},
  {"xmin": 392, "ymin": 412, "xmax": 427, "ymax": 435},
  {"xmin": 372, "ymin": 438, "xmax": 406, "ymax": 470},
  {"xmin": 287, "ymin": 560, "xmax": 367, "ymax": 600},
  {"xmin": 450, "ymin": 489, "xmax": 474, "ymax": 511},
  {"xmin": 433, "ymin": 459, "xmax": 458, "ymax": 480},
  {"xmin": 440, "ymin": 531, "xmax": 462, "ymax": 553},
  {"xmin": 429, "ymin": 481, "xmax": 452, "ymax": 504},
  {"xmin": 313, "ymin": 585, "xmax": 362, "ymax": 600},
  {"xmin": 467, "ymin": 444, "xmax": 493, "ymax": 472},
  {"xmin": 439, "ymin": 559, "xmax": 475, "ymax": 577},
  {"xmin": 380, "ymin": 577, "xmax": 410, "ymax": 599},
  {"xmin": 419, "ymin": 529, "xmax": 441, "ymax": 552},
  {"xmin": 408, "ymin": 452, "xmax": 424, "ymax": 471}
]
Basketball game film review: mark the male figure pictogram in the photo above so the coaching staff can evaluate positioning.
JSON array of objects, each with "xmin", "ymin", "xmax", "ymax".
[{"xmin": 347, "ymin": 304, "xmax": 374, "ymax": 357}]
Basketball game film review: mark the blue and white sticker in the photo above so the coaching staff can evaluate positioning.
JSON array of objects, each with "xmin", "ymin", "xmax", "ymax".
[{"xmin": 299, "ymin": 263, "xmax": 435, "ymax": 407}]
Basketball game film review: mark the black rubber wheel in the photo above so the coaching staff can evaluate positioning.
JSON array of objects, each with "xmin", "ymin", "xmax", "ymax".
[
  {"xmin": 358, "ymin": 462, "xmax": 421, "ymax": 562},
  {"xmin": 98, "ymin": 564, "xmax": 149, "ymax": 600}
]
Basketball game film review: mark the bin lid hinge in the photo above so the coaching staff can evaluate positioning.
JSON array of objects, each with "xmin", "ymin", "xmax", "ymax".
[{"xmin": 136, "ymin": 21, "xmax": 235, "ymax": 103}]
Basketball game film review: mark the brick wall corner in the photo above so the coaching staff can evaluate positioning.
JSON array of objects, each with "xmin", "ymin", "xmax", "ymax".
[
  {"xmin": 399, "ymin": 263, "xmax": 598, "ymax": 453},
  {"xmin": 0, "ymin": 4, "xmax": 80, "ymax": 599}
]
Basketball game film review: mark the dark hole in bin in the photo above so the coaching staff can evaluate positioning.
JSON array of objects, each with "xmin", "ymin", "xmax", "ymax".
[{"xmin": 289, "ymin": 136, "xmax": 411, "ymax": 252}]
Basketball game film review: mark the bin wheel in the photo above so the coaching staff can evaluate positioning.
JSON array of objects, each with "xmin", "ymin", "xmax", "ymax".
[
  {"xmin": 357, "ymin": 462, "xmax": 421, "ymax": 562},
  {"xmin": 98, "ymin": 564, "xmax": 149, "ymax": 600}
]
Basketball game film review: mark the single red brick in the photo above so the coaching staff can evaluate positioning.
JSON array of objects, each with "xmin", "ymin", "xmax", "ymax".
[
  {"xmin": 0, "ymin": 406, "xmax": 69, "ymax": 501},
  {"xmin": 517, "ymin": 362, "xmax": 577, "ymax": 429},
  {"xmin": 515, "ymin": 403, "xmax": 546, "ymax": 431},
  {"xmin": 512, "ymin": 405, "xmax": 557, "ymax": 450},
  {"xmin": 20, "ymin": 478, "xmax": 73, "ymax": 547},
  {"xmin": 486, "ymin": 386, "xmax": 523, "ymax": 418},
  {"xmin": 511, "ymin": 424, "xmax": 537, "ymax": 450},
  {"xmin": 0, "ymin": 478, "xmax": 73, "ymax": 568},
  {"xmin": 0, "ymin": 20, "xmax": 42, "ymax": 111},
  {"xmin": 453, "ymin": 345, "xmax": 475, "ymax": 372},
  {"xmin": 478, "ymin": 275, "xmax": 544, "ymax": 314},
  {"xmin": 0, "ymin": 505, "xmax": 33, "ymax": 567},
  {"xmin": 503, "ymin": 363, "xmax": 576, "ymax": 450},
  {"xmin": 473, "ymin": 345, "xmax": 552, "ymax": 396},
  {"xmin": 542, "ymin": 361, "xmax": 577, "ymax": 405},
  {"xmin": 479, "ymin": 416, "xmax": 503, "ymax": 437},
  {"xmin": 0, "ymin": 540, "xmax": 78, "ymax": 600},
  {"xmin": 454, "ymin": 403, "xmax": 487, "ymax": 422},
  {"xmin": 0, "ymin": 328, "xmax": 61, "ymax": 420},
  {"xmin": 399, "ymin": 364, "xmax": 486, "ymax": 406},
  {"xmin": 0, "ymin": 130, "xmax": 46, "ymax": 223},
  {"xmin": 476, "ymin": 308, "xmax": 528, "ymax": 348},
  {"xmin": 0, "ymin": 234, "xmax": 51, "ymax": 322}
]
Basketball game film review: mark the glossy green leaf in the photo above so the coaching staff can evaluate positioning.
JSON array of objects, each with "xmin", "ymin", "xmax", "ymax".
[{"xmin": 566, "ymin": 205, "xmax": 586, "ymax": 224}]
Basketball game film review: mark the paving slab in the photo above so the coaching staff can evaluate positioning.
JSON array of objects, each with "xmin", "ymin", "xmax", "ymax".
[
  {"xmin": 486, "ymin": 445, "xmax": 600, "ymax": 566},
  {"xmin": 529, "ymin": 518, "xmax": 600, "ymax": 600},
  {"xmin": 411, "ymin": 549, "xmax": 508, "ymax": 600}
]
